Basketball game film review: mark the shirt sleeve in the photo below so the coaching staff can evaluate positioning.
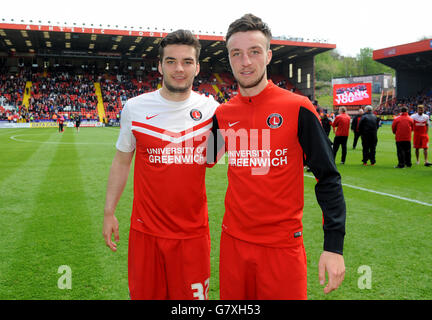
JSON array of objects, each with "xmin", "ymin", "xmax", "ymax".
[
  {"xmin": 206, "ymin": 114, "xmax": 225, "ymax": 167},
  {"xmin": 332, "ymin": 116, "xmax": 338, "ymax": 128},
  {"xmin": 297, "ymin": 100, "xmax": 346, "ymax": 255},
  {"xmin": 115, "ymin": 102, "xmax": 136, "ymax": 153},
  {"xmin": 392, "ymin": 118, "xmax": 397, "ymax": 134}
]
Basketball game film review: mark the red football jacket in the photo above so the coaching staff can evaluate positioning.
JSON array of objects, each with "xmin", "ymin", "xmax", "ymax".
[
  {"xmin": 332, "ymin": 113, "xmax": 351, "ymax": 137},
  {"xmin": 208, "ymin": 81, "xmax": 346, "ymax": 254},
  {"xmin": 392, "ymin": 112, "xmax": 414, "ymax": 142}
]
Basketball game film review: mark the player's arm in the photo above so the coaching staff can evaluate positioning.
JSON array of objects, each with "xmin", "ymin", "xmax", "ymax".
[
  {"xmin": 103, "ymin": 149, "xmax": 134, "ymax": 252},
  {"xmin": 350, "ymin": 117, "xmax": 356, "ymax": 131},
  {"xmin": 391, "ymin": 118, "xmax": 397, "ymax": 134},
  {"xmin": 358, "ymin": 116, "xmax": 365, "ymax": 134},
  {"xmin": 297, "ymin": 101, "xmax": 346, "ymax": 294},
  {"xmin": 331, "ymin": 117, "xmax": 337, "ymax": 132},
  {"xmin": 206, "ymin": 114, "xmax": 225, "ymax": 167}
]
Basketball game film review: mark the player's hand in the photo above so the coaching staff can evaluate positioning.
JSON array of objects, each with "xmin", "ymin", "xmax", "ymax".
[
  {"xmin": 318, "ymin": 251, "xmax": 345, "ymax": 294},
  {"xmin": 103, "ymin": 214, "xmax": 119, "ymax": 252}
]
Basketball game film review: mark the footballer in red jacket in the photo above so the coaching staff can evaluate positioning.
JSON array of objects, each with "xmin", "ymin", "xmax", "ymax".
[
  {"xmin": 392, "ymin": 106, "xmax": 414, "ymax": 168},
  {"xmin": 208, "ymin": 14, "xmax": 346, "ymax": 300},
  {"xmin": 332, "ymin": 107, "xmax": 351, "ymax": 164}
]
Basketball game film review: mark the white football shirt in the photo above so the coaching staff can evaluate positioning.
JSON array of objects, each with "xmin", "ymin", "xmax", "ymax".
[{"xmin": 116, "ymin": 89, "xmax": 219, "ymax": 238}]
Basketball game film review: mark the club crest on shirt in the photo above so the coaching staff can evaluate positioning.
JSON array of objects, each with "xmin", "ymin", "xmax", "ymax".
[
  {"xmin": 190, "ymin": 109, "xmax": 202, "ymax": 121},
  {"xmin": 266, "ymin": 113, "xmax": 283, "ymax": 129}
]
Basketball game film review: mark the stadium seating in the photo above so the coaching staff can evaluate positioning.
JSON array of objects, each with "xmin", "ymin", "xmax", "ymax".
[
  {"xmin": 0, "ymin": 67, "xmax": 302, "ymax": 122},
  {"xmin": 375, "ymin": 90, "xmax": 432, "ymax": 116}
]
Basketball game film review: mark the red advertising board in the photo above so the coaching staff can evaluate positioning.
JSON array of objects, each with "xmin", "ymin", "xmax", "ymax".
[{"xmin": 333, "ymin": 83, "xmax": 372, "ymax": 106}]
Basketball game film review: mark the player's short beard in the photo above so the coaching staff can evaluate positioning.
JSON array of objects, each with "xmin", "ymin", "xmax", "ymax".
[
  {"xmin": 163, "ymin": 77, "xmax": 194, "ymax": 94},
  {"xmin": 236, "ymin": 70, "xmax": 266, "ymax": 90}
]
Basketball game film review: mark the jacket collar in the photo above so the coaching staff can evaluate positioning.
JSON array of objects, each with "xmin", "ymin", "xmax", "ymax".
[{"xmin": 236, "ymin": 80, "xmax": 276, "ymax": 103}]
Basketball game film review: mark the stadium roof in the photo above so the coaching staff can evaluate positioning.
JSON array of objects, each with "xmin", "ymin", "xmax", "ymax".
[
  {"xmin": 0, "ymin": 22, "xmax": 336, "ymax": 65},
  {"xmin": 373, "ymin": 39, "xmax": 432, "ymax": 71}
]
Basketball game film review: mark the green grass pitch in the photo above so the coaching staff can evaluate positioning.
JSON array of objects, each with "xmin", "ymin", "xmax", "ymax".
[{"xmin": 0, "ymin": 125, "xmax": 431, "ymax": 300}]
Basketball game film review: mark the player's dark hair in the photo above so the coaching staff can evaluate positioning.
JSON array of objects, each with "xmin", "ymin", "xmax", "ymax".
[
  {"xmin": 401, "ymin": 106, "xmax": 408, "ymax": 112},
  {"xmin": 226, "ymin": 14, "xmax": 272, "ymax": 49},
  {"xmin": 159, "ymin": 29, "xmax": 201, "ymax": 62}
]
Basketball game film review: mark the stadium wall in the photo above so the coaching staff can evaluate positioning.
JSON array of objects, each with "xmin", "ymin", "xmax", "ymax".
[
  {"xmin": 0, "ymin": 120, "xmax": 103, "ymax": 129},
  {"xmin": 279, "ymin": 56, "xmax": 314, "ymax": 99}
]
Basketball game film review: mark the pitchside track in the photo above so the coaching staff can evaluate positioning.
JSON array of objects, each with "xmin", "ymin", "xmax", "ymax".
[{"xmin": 0, "ymin": 126, "xmax": 431, "ymax": 299}]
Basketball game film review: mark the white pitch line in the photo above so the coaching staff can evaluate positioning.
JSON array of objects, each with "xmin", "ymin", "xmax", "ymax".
[
  {"xmin": 304, "ymin": 174, "xmax": 432, "ymax": 207},
  {"xmin": 10, "ymin": 134, "xmax": 115, "ymax": 145},
  {"xmin": 0, "ymin": 129, "xmax": 24, "ymax": 136}
]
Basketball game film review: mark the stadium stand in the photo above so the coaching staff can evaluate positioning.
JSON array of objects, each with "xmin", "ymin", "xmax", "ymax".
[
  {"xmin": 0, "ymin": 65, "xmax": 300, "ymax": 123},
  {"xmin": 375, "ymin": 90, "xmax": 432, "ymax": 115},
  {"xmin": 373, "ymin": 39, "xmax": 432, "ymax": 118},
  {"xmin": 0, "ymin": 68, "xmax": 25, "ymax": 109},
  {"xmin": 0, "ymin": 20, "xmax": 339, "ymax": 126}
]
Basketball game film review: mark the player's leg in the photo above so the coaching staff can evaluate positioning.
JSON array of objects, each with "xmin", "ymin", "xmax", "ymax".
[
  {"xmin": 371, "ymin": 135, "xmax": 378, "ymax": 165},
  {"xmin": 128, "ymin": 229, "xmax": 167, "ymax": 300},
  {"xmin": 424, "ymin": 148, "xmax": 431, "ymax": 166},
  {"xmin": 421, "ymin": 136, "xmax": 431, "ymax": 165},
  {"xmin": 256, "ymin": 243, "xmax": 307, "ymax": 300},
  {"xmin": 219, "ymin": 232, "xmax": 256, "ymax": 300},
  {"xmin": 405, "ymin": 141, "xmax": 412, "ymax": 167},
  {"xmin": 332, "ymin": 136, "xmax": 341, "ymax": 161},
  {"xmin": 340, "ymin": 136, "xmax": 347, "ymax": 164},
  {"xmin": 163, "ymin": 234, "xmax": 211, "ymax": 300},
  {"xmin": 413, "ymin": 134, "xmax": 419, "ymax": 164},
  {"xmin": 395, "ymin": 142, "xmax": 404, "ymax": 168},
  {"xmin": 353, "ymin": 132, "xmax": 359, "ymax": 149},
  {"xmin": 362, "ymin": 134, "xmax": 373, "ymax": 164}
]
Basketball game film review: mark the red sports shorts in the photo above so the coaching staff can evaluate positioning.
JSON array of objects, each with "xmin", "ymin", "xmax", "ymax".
[
  {"xmin": 413, "ymin": 134, "xmax": 429, "ymax": 149},
  {"xmin": 219, "ymin": 231, "xmax": 307, "ymax": 300},
  {"xmin": 128, "ymin": 228, "xmax": 211, "ymax": 300}
]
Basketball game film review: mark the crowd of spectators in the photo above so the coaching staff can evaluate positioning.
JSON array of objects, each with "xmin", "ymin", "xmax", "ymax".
[
  {"xmin": 100, "ymin": 71, "xmax": 161, "ymax": 114},
  {"xmin": 27, "ymin": 72, "xmax": 99, "ymax": 120},
  {"xmin": 100, "ymin": 71, "xmax": 233, "ymax": 110},
  {"xmin": 375, "ymin": 90, "xmax": 432, "ymax": 116},
  {"xmin": 1, "ymin": 67, "xmax": 331, "ymax": 123},
  {"xmin": 0, "ymin": 68, "xmax": 26, "ymax": 109},
  {"xmin": 0, "ymin": 67, "xmax": 104, "ymax": 121},
  {"xmin": 217, "ymin": 83, "xmax": 238, "ymax": 102}
]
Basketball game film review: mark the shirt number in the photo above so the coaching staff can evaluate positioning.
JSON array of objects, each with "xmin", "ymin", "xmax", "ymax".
[{"xmin": 191, "ymin": 278, "xmax": 209, "ymax": 300}]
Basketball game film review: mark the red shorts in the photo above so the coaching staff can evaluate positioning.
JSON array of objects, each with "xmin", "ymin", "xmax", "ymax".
[
  {"xmin": 413, "ymin": 134, "xmax": 429, "ymax": 149},
  {"xmin": 128, "ymin": 229, "xmax": 211, "ymax": 300},
  {"xmin": 219, "ymin": 232, "xmax": 307, "ymax": 300}
]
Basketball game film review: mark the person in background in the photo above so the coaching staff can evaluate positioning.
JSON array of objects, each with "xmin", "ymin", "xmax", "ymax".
[
  {"xmin": 75, "ymin": 113, "xmax": 81, "ymax": 133},
  {"xmin": 332, "ymin": 106, "xmax": 351, "ymax": 164},
  {"xmin": 351, "ymin": 108, "xmax": 364, "ymax": 149},
  {"xmin": 321, "ymin": 113, "xmax": 332, "ymax": 137},
  {"xmin": 58, "ymin": 115, "xmax": 65, "ymax": 133},
  {"xmin": 411, "ymin": 104, "xmax": 431, "ymax": 167},
  {"xmin": 358, "ymin": 105, "xmax": 379, "ymax": 166},
  {"xmin": 392, "ymin": 106, "xmax": 414, "ymax": 168}
]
